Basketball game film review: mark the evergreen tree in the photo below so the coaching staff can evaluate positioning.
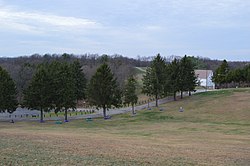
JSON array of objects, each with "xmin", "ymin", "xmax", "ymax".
[
  {"xmin": 0, "ymin": 66, "xmax": 18, "ymax": 113},
  {"xmin": 52, "ymin": 62, "xmax": 77, "ymax": 122},
  {"xmin": 23, "ymin": 63, "xmax": 53, "ymax": 122},
  {"xmin": 124, "ymin": 76, "xmax": 138, "ymax": 115},
  {"xmin": 17, "ymin": 63, "xmax": 35, "ymax": 102},
  {"xmin": 23, "ymin": 61, "xmax": 79, "ymax": 122},
  {"xmin": 142, "ymin": 54, "xmax": 166, "ymax": 107},
  {"xmin": 179, "ymin": 55, "xmax": 197, "ymax": 98},
  {"xmin": 220, "ymin": 64, "xmax": 250, "ymax": 88},
  {"xmin": 244, "ymin": 65, "xmax": 250, "ymax": 83},
  {"xmin": 226, "ymin": 70, "xmax": 234, "ymax": 85},
  {"xmin": 186, "ymin": 56, "xmax": 207, "ymax": 69},
  {"xmin": 87, "ymin": 63, "xmax": 122, "ymax": 118},
  {"xmin": 187, "ymin": 69, "xmax": 197, "ymax": 96},
  {"xmin": 167, "ymin": 58, "xmax": 181, "ymax": 101},
  {"xmin": 71, "ymin": 60, "xmax": 87, "ymax": 101},
  {"xmin": 213, "ymin": 60, "xmax": 230, "ymax": 88},
  {"xmin": 233, "ymin": 69, "xmax": 245, "ymax": 86}
]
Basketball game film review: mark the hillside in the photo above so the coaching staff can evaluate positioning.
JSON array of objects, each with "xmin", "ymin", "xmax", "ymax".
[
  {"xmin": 0, "ymin": 54, "xmax": 150, "ymax": 102},
  {"xmin": 0, "ymin": 88, "xmax": 249, "ymax": 165},
  {"xmin": 0, "ymin": 54, "xmax": 249, "ymax": 102}
]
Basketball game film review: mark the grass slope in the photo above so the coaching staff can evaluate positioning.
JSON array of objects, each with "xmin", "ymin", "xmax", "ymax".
[{"xmin": 0, "ymin": 88, "xmax": 250, "ymax": 165}]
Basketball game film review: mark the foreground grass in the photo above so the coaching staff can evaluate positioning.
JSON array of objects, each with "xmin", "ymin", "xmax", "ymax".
[{"xmin": 0, "ymin": 88, "xmax": 250, "ymax": 165}]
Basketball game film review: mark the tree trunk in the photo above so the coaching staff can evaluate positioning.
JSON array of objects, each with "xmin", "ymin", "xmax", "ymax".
[
  {"xmin": 40, "ymin": 109, "xmax": 44, "ymax": 123},
  {"xmin": 181, "ymin": 91, "xmax": 183, "ymax": 99},
  {"xmin": 132, "ymin": 104, "xmax": 135, "ymax": 115},
  {"xmin": 103, "ymin": 105, "xmax": 106, "ymax": 118},
  {"xmin": 65, "ymin": 109, "xmax": 68, "ymax": 122},
  {"xmin": 189, "ymin": 91, "xmax": 191, "ymax": 96},
  {"xmin": 174, "ymin": 92, "xmax": 177, "ymax": 101},
  {"xmin": 155, "ymin": 94, "xmax": 158, "ymax": 107}
]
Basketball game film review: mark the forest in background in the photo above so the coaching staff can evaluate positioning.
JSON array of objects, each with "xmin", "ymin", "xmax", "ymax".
[{"xmin": 0, "ymin": 53, "xmax": 249, "ymax": 102}]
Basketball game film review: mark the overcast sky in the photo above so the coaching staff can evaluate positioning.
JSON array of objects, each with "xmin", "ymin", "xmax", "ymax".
[{"xmin": 0, "ymin": 0, "xmax": 250, "ymax": 61}]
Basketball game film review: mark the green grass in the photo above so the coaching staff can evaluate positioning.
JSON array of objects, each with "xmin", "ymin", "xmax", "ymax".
[
  {"xmin": 0, "ymin": 88, "xmax": 250, "ymax": 165},
  {"xmin": 194, "ymin": 89, "xmax": 233, "ymax": 97}
]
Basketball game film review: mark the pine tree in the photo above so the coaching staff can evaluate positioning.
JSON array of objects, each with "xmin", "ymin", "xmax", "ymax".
[
  {"xmin": 142, "ymin": 54, "xmax": 166, "ymax": 107},
  {"xmin": 167, "ymin": 58, "xmax": 181, "ymax": 101},
  {"xmin": 17, "ymin": 63, "xmax": 35, "ymax": 102},
  {"xmin": 23, "ymin": 61, "xmax": 79, "ymax": 122},
  {"xmin": 52, "ymin": 62, "xmax": 77, "ymax": 122},
  {"xmin": 124, "ymin": 76, "xmax": 138, "ymax": 115},
  {"xmin": 0, "ymin": 66, "xmax": 18, "ymax": 113},
  {"xmin": 179, "ymin": 55, "xmax": 197, "ymax": 98},
  {"xmin": 187, "ymin": 69, "xmax": 198, "ymax": 96},
  {"xmin": 244, "ymin": 65, "xmax": 250, "ymax": 84},
  {"xmin": 213, "ymin": 60, "xmax": 230, "ymax": 88},
  {"xmin": 23, "ymin": 63, "xmax": 54, "ymax": 122},
  {"xmin": 71, "ymin": 60, "xmax": 87, "ymax": 101},
  {"xmin": 87, "ymin": 63, "xmax": 122, "ymax": 118}
]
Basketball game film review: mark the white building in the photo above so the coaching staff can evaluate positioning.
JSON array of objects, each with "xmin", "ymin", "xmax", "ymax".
[{"xmin": 195, "ymin": 70, "xmax": 215, "ymax": 89}]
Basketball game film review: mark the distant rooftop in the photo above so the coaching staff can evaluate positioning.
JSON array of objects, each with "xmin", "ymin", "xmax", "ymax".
[{"xmin": 195, "ymin": 70, "xmax": 213, "ymax": 79}]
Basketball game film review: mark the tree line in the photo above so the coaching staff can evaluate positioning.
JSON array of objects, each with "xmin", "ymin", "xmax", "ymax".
[
  {"xmin": 213, "ymin": 60, "xmax": 250, "ymax": 88},
  {"xmin": 0, "ymin": 53, "xmax": 150, "ymax": 102},
  {"xmin": 1, "ymin": 53, "xmax": 248, "ymax": 103},
  {"xmin": 142, "ymin": 54, "xmax": 197, "ymax": 107},
  {"xmin": 1, "ymin": 54, "xmax": 249, "ymax": 122},
  {"xmin": 0, "ymin": 54, "xmax": 198, "ymax": 121}
]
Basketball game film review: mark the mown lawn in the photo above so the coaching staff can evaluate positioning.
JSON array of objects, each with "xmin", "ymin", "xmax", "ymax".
[{"xmin": 0, "ymin": 88, "xmax": 250, "ymax": 165}]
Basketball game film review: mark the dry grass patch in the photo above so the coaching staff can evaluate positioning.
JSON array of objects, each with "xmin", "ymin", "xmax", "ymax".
[{"xmin": 0, "ymin": 88, "xmax": 250, "ymax": 165}]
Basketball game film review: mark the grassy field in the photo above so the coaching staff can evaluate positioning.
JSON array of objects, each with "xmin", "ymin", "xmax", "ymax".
[{"xmin": 0, "ymin": 88, "xmax": 250, "ymax": 165}]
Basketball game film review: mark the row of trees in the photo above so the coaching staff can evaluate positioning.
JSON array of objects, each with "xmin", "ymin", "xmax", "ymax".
[
  {"xmin": 1, "ymin": 54, "xmax": 197, "ymax": 122},
  {"xmin": 213, "ymin": 60, "xmax": 250, "ymax": 88},
  {"xmin": 22, "ymin": 60, "xmax": 86, "ymax": 122},
  {"xmin": 0, "ymin": 53, "xmax": 149, "ymax": 102},
  {"xmin": 0, "ymin": 66, "xmax": 18, "ymax": 113},
  {"xmin": 1, "ymin": 53, "xmax": 248, "ymax": 104},
  {"xmin": 142, "ymin": 54, "xmax": 197, "ymax": 107},
  {"xmin": 24, "ymin": 59, "xmax": 141, "ymax": 122},
  {"xmin": 0, "ymin": 58, "xmax": 137, "ymax": 122}
]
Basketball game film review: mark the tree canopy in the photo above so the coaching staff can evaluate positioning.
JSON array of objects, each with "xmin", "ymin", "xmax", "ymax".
[
  {"xmin": 87, "ymin": 63, "xmax": 122, "ymax": 118},
  {"xmin": 142, "ymin": 54, "xmax": 166, "ymax": 107},
  {"xmin": 213, "ymin": 60, "xmax": 230, "ymax": 86},
  {"xmin": 0, "ymin": 66, "xmax": 18, "ymax": 113},
  {"xmin": 179, "ymin": 55, "xmax": 197, "ymax": 98},
  {"xmin": 23, "ymin": 60, "xmax": 86, "ymax": 122},
  {"xmin": 142, "ymin": 55, "xmax": 198, "ymax": 103},
  {"xmin": 52, "ymin": 61, "xmax": 77, "ymax": 122},
  {"xmin": 71, "ymin": 60, "xmax": 87, "ymax": 101},
  {"xmin": 124, "ymin": 76, "xmax": 138, "ymax": 115},
  {"xmin": 23, "ymin": 63, "xmax": 54, "ymax": 122},
  {"xmin": 214, "ymin": 62, "xmax": 250, "ymax": 88},
  {"xmin": 166, "ymin": 58, "xmax": 181, "ymax": 101}
]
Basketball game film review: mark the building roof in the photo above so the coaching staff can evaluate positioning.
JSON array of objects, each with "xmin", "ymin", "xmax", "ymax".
[{"xmin": 195, "ymin": 70, "xmax": 213, "ymax": 79}]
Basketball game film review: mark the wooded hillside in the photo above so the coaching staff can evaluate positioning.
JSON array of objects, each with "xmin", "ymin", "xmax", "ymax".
[{"xmin": 0, "ymin": 53, "xmax": 249, "ymax": 102}]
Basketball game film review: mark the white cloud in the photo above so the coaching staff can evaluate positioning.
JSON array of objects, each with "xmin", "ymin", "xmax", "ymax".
[
  {"xmin": 0, "ymin": 6, "xmax": 100, "ymax": 34},
  {"xmin": 0, "ymin": 0, "xmax": 249, "ymax": 60}
]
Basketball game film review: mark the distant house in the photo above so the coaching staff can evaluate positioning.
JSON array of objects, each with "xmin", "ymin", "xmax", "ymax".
[{"xmin": 195, "ymin": 70, "xmax": 215, "ymax": 89}]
